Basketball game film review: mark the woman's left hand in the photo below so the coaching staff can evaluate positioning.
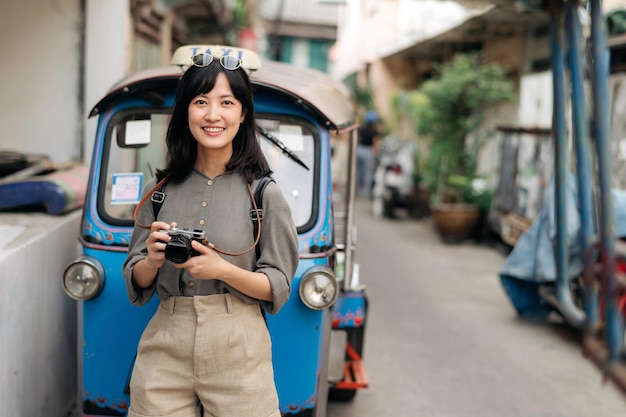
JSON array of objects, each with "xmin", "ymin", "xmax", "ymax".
[
  {"xmin": 174, "ymin": 239, "xmax": 272, "ymax": 301},
  {"xmin": 173, "ymin": 239, "xmax": 225, "ymax": 280}
]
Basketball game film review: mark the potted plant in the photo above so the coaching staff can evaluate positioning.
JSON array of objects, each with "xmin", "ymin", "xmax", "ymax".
[{"xmin": 415, "ymin": 53, "xmax": 515, "ymax": 242}]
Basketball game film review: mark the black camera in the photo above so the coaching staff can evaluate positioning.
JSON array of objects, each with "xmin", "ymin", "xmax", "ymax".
[{"xmin": 161, "ymin": 226, "xmax": 206, "ymax": 264}]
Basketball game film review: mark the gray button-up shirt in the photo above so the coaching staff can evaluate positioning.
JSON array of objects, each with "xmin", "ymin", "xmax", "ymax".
[{"xmin": 122, "ymin": 170, "xmax": 299, "ymax": 315}]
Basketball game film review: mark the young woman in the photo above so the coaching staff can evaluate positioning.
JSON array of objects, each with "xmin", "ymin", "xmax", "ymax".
[{"xmin": 122, "ymin": 52, "xmax": 299, "ymax": 417}]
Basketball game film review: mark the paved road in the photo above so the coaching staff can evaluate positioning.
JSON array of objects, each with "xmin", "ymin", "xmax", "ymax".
[{"xmin": 327, "ymin": 198, "xmax": 626, "ymax": 416}]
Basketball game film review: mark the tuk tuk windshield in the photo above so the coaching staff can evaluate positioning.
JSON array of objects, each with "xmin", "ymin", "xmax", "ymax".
[{"xmin": 100, "ymin": 110, "xmax": 317, "ymax": 231}]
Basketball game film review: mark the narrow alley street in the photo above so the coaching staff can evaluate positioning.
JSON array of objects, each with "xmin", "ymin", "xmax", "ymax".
[{"xmin": 327, "ymin": 198, "xmax": 626, "ymax": 416}]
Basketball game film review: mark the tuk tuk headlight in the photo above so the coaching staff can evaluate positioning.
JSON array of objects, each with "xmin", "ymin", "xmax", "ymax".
[
  {"xmin": 299, "ymin": 266, "xmax": 339, "ymax": 310},
  {"xmin": 63, "ymin": 256, "xmax": 105, "ymax": 300}
]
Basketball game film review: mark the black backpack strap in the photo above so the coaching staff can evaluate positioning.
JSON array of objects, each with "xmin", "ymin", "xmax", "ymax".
[
  {"xmin": 151, "ymin": 182, "xmax": 166, "ymax": 220},
  {"xmin": 251, "ymin": 176, "xmax": 274, "ymax": 260},
  {"xmin": 252, "ymin": 175, "xmax": 274, "ymax": 327}
]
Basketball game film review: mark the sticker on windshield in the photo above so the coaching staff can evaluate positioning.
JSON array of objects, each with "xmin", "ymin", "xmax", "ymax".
[
  {"xmin": 111, "ymin": 173, "xmax": 143, "ymax": 204},
  {"xmin": 279, "ymin": 125, "xmax": 304, "ymax": 151}
]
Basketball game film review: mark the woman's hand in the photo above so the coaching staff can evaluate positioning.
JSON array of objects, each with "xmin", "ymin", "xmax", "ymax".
[
  {"xmin": 132, "ymin": 221, "xmax": 174, "ymax": 289},
  {"xmin": 174, "ymin": 239, "xmax": 225, "ymax": 279},
  {"xmin": 176, "ymin": 240, "xmax": 273, "ymax": 301},
  {"xmin": 145, "ymin": 221, "xmax": 174, "ymax": 270}
]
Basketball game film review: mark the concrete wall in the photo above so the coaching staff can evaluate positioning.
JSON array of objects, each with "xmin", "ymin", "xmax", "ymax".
[
  {"xmin": 0, "ymin": 210, "xmax": 82, "ymax": 417},
  {"xmin": 518, "ymin": 71, "xmax": 553, "ymax": 128},
  {"xmin": 0, "ymin": 1, "xmax": 131, "ymax": 415},
  {"xmin": 84, "ymin": 0, "xmax": 131, "ymax": 165},
  {"xmin": 0, "ymin": 0, "xmax": 82, "ymax": 164},
  {"xmin": 0, "ymin": 0, "xmax": 130, "ymax": 166}
]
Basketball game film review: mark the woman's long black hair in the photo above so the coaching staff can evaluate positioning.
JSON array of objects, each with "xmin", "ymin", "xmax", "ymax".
[{"xmin": 156, "ymin": 62, "xmax": 271, "ymax": 185}]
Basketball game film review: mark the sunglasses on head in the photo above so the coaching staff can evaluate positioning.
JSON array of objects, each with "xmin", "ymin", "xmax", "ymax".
[{"xmin": 191, "ymin": 53, "xmax": 242, "ymax": 70}]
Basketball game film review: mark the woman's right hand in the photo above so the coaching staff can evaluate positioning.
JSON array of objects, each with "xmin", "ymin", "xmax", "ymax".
[
  {"xmin": 145, "ymin": 221, "xmax": 174, "ymax": 270},
  {"xmin": 132, "ymin": 221, "xmax": 174, "ymax": 288}
]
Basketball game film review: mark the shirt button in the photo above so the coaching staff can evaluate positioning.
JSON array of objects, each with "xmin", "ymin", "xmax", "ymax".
[
  {"xmin": 201, "ymin": 201, "xmax": 208, "ymax": 207},
  {"xmin": 199, "ymin": 219, "xmax": 206, "ymax": 226},
  {"xmin": 207, "ymin": 180, "xmax": 213, "ymax": 186},
  {"xmin": 189, "ymin": 281, "xmax": 196, "ymax": 287}
]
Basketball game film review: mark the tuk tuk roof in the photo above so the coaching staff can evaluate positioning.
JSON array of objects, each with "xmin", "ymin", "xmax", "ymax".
[
  {"xmin": 252, "ymin": 61, "xmax": 357, "ymax": 133},
  {"xmin": 89, "ymin": 61, "xmax": 357, "ymax": 134}
]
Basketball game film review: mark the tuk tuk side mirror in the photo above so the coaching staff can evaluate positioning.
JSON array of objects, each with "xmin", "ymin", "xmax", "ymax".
[{"xmin": 116, "ymin": 118, "xmax": 152, "ymax": 148}]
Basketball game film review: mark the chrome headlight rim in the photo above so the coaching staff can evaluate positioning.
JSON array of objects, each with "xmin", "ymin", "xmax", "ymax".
[
  {"xmin": 62, "ymin": 256, "xmax": 105, "ymax": 301},
  {"xmin": 298, "ymin": 265, "xmax": 339, "ymax": 310}
]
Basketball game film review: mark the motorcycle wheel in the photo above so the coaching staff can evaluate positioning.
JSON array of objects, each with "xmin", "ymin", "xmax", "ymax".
[{"xmin": 382, "ymin": 188, "xmax": 395, "ymax": 218}]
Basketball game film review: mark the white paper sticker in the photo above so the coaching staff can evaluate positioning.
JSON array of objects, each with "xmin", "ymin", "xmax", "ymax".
[{"xmin": 111, "ymin": 173, "xmax": 143, "ymax": 204}]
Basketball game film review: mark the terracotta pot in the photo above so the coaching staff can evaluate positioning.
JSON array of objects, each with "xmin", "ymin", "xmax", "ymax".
[{"xmin": 431, "ymin": 203, "xmax": 480, "ymax": 243}]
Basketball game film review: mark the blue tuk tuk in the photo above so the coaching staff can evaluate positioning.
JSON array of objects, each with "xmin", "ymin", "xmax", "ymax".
[{"xmin": 62, "ymin": 44, "xmax": 368, "ymax": 416}]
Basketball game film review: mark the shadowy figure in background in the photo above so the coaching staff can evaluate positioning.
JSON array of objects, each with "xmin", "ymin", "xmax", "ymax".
[{"xmin": 356, "ymin": 110, "xmax": 380, "ymax": 198}]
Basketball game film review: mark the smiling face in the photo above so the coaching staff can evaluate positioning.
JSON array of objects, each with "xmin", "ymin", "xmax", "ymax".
[{"xmin": 187, "ymin": 72, "xmax": 246, "ymax": 156}]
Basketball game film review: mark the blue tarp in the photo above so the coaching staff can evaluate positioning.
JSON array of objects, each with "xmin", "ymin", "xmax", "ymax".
[
  {"xmin": 498, "ymin": 174, "xmax": 626, "ymax": 320},
  {"xmin": 0, "ymin": 165, "xmax": 88, "ymax": 214}
]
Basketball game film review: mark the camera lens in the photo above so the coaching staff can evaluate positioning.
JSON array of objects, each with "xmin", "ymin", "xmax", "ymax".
[{"xmin": 165, "ymin": 235, "xmax": 192, "ymax": 263}]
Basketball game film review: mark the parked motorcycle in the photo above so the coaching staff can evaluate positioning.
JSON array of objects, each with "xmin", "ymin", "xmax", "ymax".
[{"xmin": 371, "ymin": 135, "xmax": 421, "ymax": 219}]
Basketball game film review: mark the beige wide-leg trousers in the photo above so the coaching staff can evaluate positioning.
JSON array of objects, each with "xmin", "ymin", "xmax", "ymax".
[{"xmin": 128, "ymin": 293, "xmax": 280, "ymax": 417}]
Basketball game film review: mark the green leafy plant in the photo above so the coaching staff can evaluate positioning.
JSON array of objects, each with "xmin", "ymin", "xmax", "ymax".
[
  {"xmin": 387, "ymin": 89, "xmax": 430, "ymax": 185},
  {"xmin": 233, "ymin": 0, "xmax": 246, "ymax": 29},
  {"xmin": 415, "ymin": 53, "xmax": 515, "ymax": 205}
]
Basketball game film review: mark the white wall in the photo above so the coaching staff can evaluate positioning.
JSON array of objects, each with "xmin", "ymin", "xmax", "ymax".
[
  {"xmin": 0, "ymin": 211, "xmax": 81, "ymax": 417},
  {"xmin": 0, "ymin": 0, "xmax": 82, "ymax": 164},
  {"xmin": 84, "ymin": 0, "xmax": 132, "ymax": 165},
  {"xmin": 0, "ymin": 0, "xmax": 131, "ymax": 166},
  {"xmin": 0, "ymin": 2, "xmax": 132, "ymax": 416},
  {"xmin": 332, "ymin": 0, "xmax": 474, "ymax": 80},
  {"xmin": 518, "ymin": 71, "xmax": 553, "ymax": 129}
]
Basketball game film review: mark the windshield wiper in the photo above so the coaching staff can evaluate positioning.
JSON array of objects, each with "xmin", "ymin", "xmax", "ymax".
[{"xmin": 258, "ymin": 126, "xmax": 310, "ymax": 171}]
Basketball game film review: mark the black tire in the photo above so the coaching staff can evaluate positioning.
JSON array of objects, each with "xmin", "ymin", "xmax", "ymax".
[
  {"xmin": 328, "ymin": 386, "xmax": 357, "ymax": 402},
  {"xmin": 383, "ymin": 189, "xmax": 396, "ymax": 218}
]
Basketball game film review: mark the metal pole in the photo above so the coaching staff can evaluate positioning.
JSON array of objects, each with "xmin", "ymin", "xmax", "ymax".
[
  {"xmin": 589, "ymin": 0, "xmax": 621, "ymax": 361},
  {"xmin": 550, "ymin": 1, "xmax": 585, "ymax": 327},
  {"xmin": 565, "ymin": 0, "xmax": 597, "ymax": 331},
  {"xmin": 343, "ymin": 128, "xmax": 358, "ymax": 290}
]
